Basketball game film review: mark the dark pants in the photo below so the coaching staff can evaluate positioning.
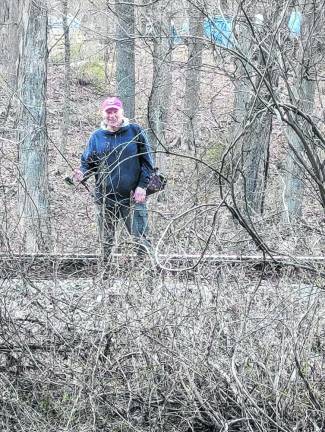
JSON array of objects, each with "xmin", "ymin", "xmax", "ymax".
[{"xmin": 96, "ymin": 199, "xmax": 151, "ymax": 257}]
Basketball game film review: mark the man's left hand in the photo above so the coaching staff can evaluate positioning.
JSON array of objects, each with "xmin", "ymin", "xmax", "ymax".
[{"xmin": 133, "ymin": 187, "xmax": 146, "ymax": 203}]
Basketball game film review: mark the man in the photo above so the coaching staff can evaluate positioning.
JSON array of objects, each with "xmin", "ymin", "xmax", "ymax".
[{"xmin": 73, "ymin": 96, "xmax": 154, "ymax": 257}]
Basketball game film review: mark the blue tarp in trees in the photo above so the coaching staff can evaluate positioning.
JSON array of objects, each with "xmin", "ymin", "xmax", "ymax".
[
  {"xmin": 48, "ymin": 15, "xmax": 81, "ymax": 30},
  {"xmin": 171, "ymin": 12, "xmax": 301, "ymax": 47},
  {"xmin": 288, "ymin": 10, "xmax": 302, "ymax": 36},
  {"xmin": 203, "ymin": 17, "xmax": 233, "ymax": 47},
  {"xmin": 171, "ymin": 16, "xmax": 233, "ymax": 47},
  {"xmin": 171, "ymin": 20, "xmax": 189, "ymax": 44}
]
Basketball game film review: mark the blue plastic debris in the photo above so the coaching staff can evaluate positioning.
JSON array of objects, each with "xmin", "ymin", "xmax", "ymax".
[
  {"xmin": 48, "ymin": 15, "xmax": 81, "ymax": 30},
  {"xmin": 204, "ymin": 16, "xmax": 233, "ymax": 47},
  {"xmin": 288, "ymin": 10, "xmax": 302, "ymax": 36},
  {"xmin": 171, "ymin": 21, "xmax": 190, "ymax": 45}
]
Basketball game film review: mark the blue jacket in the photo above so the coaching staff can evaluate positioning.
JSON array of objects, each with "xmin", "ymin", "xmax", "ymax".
[{"xmin": 80, "ymin": 121, "xmax": 154, "ymax": 202}]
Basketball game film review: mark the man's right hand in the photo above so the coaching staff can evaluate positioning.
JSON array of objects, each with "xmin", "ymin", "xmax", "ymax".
[{"xmin": 72, "ymin": 168, "xmax": 84, "ymax": 183}]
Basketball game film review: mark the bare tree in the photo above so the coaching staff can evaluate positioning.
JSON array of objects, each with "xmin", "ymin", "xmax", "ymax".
[
  {"xmin": 282, "ymin": 1, "xmax": 324, "ymax": 221},
  {"xmin": 182, "ymin": 4, "xmax": 204, "ymax": 151},
  {"xmin": 115, "ymin": 0, "xmax": 135, "ymax": 119},
  {"xmin": 103, "ymin": 0, "xmax": 114, "ymax": 87},
  {"xmin": 60, "ymin": 0, "xmax": 71, "ymax": 157},
  {"xmin": 231, "ymin": 20, "xmax": 253, "ymax": 138},
  {"xmin": 215, "ymin": 0, "xmax": 324, "ymax": 254},
  {"xmin": 0, "ymin": 0, "xmax": 20, "ymax": 107},
  {"xmin": 147, "ymin": 0, "xmax": 173, "ymax": 157},
  {"xmin": 17, "ymin": 0, "xmax": 51, "ymax": 252},
  {"xmin": 0, "ymin": 1, "xmax": 10, "ymax": 71},
  {"xmin": 230, "ymin": 5, "xmax": 284, "ymax": 216}
]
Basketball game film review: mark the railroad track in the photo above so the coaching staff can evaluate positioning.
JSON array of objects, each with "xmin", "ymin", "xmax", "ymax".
[{"xmin": 0, "ymin": 253, "xmax": 324, "ymax": 279}]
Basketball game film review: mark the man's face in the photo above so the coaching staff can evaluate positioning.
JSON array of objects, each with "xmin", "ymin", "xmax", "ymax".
[{"xmin": 104, "ymin": 107, "xmax": 124, "ymax": 130}]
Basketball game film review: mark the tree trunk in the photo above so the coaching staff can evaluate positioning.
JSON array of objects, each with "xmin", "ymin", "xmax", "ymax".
[
  {"xmin": 0, "ymin": 0, "xmax": 10, "ymax": 119},
  {"xmin": 0, "ymin": 0, "xmax": 20, "ymax": 112},
  {"xmin": 115, "ymin": 0, "xmax": 135, "ymax": 119},
  {"xmin": 147, "ymin": 0, "xmax": 172, "ymax": 162},
  {"xmin": 7, "ymin": 0, "xmax": 20, "ymax": 89},
  {"xmin": 232, "ymin": 14, "xmax": 277, "ymax": 216},
  {"xmin": 282, "ymin": 5, "xmax": 319, "ymax": 222},
  {"xmin": 283, "ymin": 79, "xmax": 316, "ymax": 221},
  {"xmin": 17, "ymin": 0, "xmax": 51, "ymax": 252},
  {"xmin": 231, "ymin": 22, "xmax": 253, "ymax": 139},
  {"xmin": 104, "ymin": 0, "xmax": 114, "ymax": 89},
  {"xmin": 60, "ymin": 0, "xmax": 71, "ymax": 157},
  {"xmin": 244, "ymin": 113, "xmax": 273, "ymax": 215},
  {"xmin": 243, "ymin": 71, "xmax": 275, "ymax": 216},
  {"xmin": 230, "ymin": 19, "xmax": 273, "ymax": 216},
  {"xmin": 182, "ymin": 9, "xmax": 204, "ymax": 151},
  {"xmin": 0, "ymin": 0, "xmax": 10, "ymax": 70}
]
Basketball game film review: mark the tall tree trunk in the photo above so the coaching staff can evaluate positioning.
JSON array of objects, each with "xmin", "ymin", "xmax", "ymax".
[
  {"xmin": 228, "ymin": 20, "xmax": 254, "ymax": 208},
  {"xmin": 182, "ymin": 9, "xmax": 204, "ymax": 151},
  {"xmin": 0, "ymin": 1, "xmax": 10, "ymax": 71},
  {"xmin": 0, "ymin": 0, "xmax": 20, "ymax": 114},
  {"xmin": 7, "ymin": 0, "xmax": 20, "ymax": 89},
  {"xmin": 115, "ymin": 0, "xmax": 135, "ymax": 119},
  {"xmin": 282, "ymin": 4, "xmax": 319, "ymax": 222},
  {"xmin": 104, "ymin": 0, "xmax": 114, "ymax": 89},
  {"xmin": 245, "ymin": 123, "xmax": 273, "ymax": 216},
  {"xmin": 147, "ymin": 0, "xmax": 172, "ymax": 162},
  {"xmin": 60, "ymin": 0, "xmax": 71, "ymax": 157},
  {"xmin": 243, "ymin": 84, "xmax": 274, "ymax": 216},
  {"xmin": 283, "ymin": 79, "xmax": 316, "ymax": 221},
  {"xmin": 232, "ymin": 12, "xmax": 278, "ymax": 216},
  {"xmin": 229, "ymin": 18, "xmax": 271, "ymax": 216},
  {"xmin": 0, "ymin": 0, "xmax": 10, "ymax": 120},
  {"xmin": 231, "ymin": 22, "xmax": 253, "ymax": 139},
  {"xmin": 17, "ymin": 0, "xmax": 51, "ymax": 252}
]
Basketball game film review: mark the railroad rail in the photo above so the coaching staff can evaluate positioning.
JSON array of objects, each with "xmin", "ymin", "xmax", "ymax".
[{"xmin": 0, "ymin": 253, "xmax": 323, "ymax": 279}]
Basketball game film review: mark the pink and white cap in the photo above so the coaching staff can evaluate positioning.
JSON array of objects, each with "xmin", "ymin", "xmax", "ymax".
[{"xmin": 101, "ymin": 96, "xmax": 123, "ymax": 111}]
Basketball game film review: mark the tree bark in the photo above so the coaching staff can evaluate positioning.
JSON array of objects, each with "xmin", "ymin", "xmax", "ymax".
[
  {"xmin": 17, "ymin": 0, "xmax": 51, "ymax": 252},
  {"xmin": 0, "ymin": 0, "xmax": 20, "ymax": 106},
  {"xmin": 232, "ymin": 12, "xmax": 277, "ymax": 216},
  {"xmin": 60, "ymin": 0, "xmax": 71, "ymax": 157},
  {"xmin": 0, "ymin": 0, "xmax": 10, "ymax": 69},
  {"xmin": 104, "ymin": 0, "xmax": 114, "ymax": 88},
  {"xmin": 115, "ymin": 0, "xmax": 135, "ymax": 119},
  {"xmin": 243, "ymin": 83, "xmax": 274, "ymax": 216},
  {"xmin": 231, "ymin": 22, "xmax": 253, "ymax": 139},
  {"xmin": 283, "ymin": 79, "xmax": 316, "ymax": 221},
  {"xmin": 147, "ymin": 0, "xmax": 172, "ymax": 161},
  {"xmin": 182, "ymin": 9, "xmax": 204, "ymax": 151},
  {"xmin": 282, "ymin": 4, "xmax": 320, "ymax": 222}
]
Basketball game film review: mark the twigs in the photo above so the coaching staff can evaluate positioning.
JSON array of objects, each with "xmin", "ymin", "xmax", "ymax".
[{"xmin": 0, "ymin": 264, "xmax": 324, "ymax": 430}]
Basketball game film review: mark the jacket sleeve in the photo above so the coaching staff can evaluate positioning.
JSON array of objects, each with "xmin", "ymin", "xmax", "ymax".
[
  {"xmin": 136, "ymin": 127, "xmax": 155, "ymax": 189},
  {"xmin": 80, "ymin": 134, "xmax": 98, "ymax": 180}
]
